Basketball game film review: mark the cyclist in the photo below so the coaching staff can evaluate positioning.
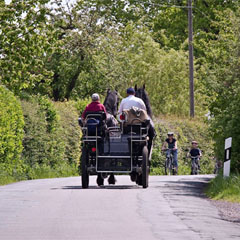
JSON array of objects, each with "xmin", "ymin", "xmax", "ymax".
[
  {"xmin": 188, "ymin": 141, "xmax": 202, "ymax": 171},
  {"xmin": 162, "ymin": 132, "xmax": 178, "ymax": 173}
]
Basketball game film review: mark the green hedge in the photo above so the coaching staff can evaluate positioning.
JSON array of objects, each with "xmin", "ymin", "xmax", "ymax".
[
  {"xmin": 0, "ymin": 86, "xmax": 24, "ymax": 179},
  {"xmin": 151, "ymin": 116, "xmax": 215, "ymax": 175},
  {"xmin": 53, "ymin": 101, "xmax": 81, "ymax": 165},
  {"xmin": 21, "ymin": 97, "xmax": 81, "ymax": 179},
  {"xmin": 0, "ymin": 92, "xmax": 82, "ymax": 184}
]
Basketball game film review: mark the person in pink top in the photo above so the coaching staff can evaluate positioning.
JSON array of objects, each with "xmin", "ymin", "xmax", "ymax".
[{"xmin": 82, "ymin": 93, "xmax": 107, "ymax": 119}]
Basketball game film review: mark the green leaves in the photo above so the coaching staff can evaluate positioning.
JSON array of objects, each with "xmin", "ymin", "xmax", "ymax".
[
  {"xmin": 0, "ymin": 0, "xmax": 56, "ymax": 94},
  {"xmin": 206, "ymin": 7, "xmax": 240, "ymax": 171},
  {"xmin": 0, "ymin": 85, "xmax": 24, "ymax": 174},
  {"xmin": 21, "ymin": 97, "xmax": 81, "ymax": 170},
  {"xmin": 91, "ymin": 23, "xmax": 207, "ymax": 116}
]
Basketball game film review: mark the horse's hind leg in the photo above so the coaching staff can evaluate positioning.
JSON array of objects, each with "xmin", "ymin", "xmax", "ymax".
[
  {"xmin": 97, "ymin": 173, "xmax": 104, "ymax": 186},
  {"xmin": 108, "ymin": 173, "xmax": 116, "ymax": 185}
]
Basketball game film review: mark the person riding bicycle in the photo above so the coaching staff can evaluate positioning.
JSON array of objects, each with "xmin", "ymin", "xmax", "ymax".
[
  {"xmin": 162, "ymin": 132, "xmax": 178, "ymax": 172},
  {"xmin": 188, "ymin": 140, "xmax": 202, "ymax": 171}
]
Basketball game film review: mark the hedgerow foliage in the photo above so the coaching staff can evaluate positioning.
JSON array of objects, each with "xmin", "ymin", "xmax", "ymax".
[
  {"xmin": 21, "ymin": 97, "xmax": 81, "ymax": 179},
  {"xmin": 151, "ymin": 116, "xmax": 215, "ymax": 175},
  {"xmin": 0, "ymin": 86, "xmax": 24, "ymax": 175},
  {"xmin": 53, "ymin": 101, "xmax": 81, "ymax": 165}
]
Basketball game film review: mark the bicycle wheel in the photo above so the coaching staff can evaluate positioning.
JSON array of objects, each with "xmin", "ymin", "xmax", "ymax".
[
  {"xmin": 165, "ymin": 158, "xmax": 171, "ymax": 175},
  {"xmin": 172, "ymin": 165, "xmax": 176, "ymax": 175},
  {"xmin": 194, "ymin": 160, "xmax": 199, "ymax": 175},
  {"xmin": 191, "ymin": 159, "xmax": 198, "ymax": 175},
  {"xmin": 171, "ymin": 157, "xmax": 176, "ymax": 175}
]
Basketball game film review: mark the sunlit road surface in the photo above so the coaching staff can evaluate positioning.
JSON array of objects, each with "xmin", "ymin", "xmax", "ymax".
[{"xmin": 0, "ymin": 175, "xmax": 239, "ymax": 240}]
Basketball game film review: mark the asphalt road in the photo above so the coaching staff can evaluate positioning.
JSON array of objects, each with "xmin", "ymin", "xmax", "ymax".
[{"xmin": 0, "ymin": 175, "xmax": 239, "ymax": 240}]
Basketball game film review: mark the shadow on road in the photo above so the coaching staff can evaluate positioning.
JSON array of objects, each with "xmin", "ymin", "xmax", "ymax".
[
  {"xmin": 153, "ymin": 178, "xmax": 210, "ymax": 199},
  {"xmin": 52, "ymin": 185, "xmax": 141, "ymax": 190}
]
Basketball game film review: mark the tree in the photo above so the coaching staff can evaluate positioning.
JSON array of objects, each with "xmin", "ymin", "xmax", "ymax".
[
  {"xmin": 79, "ymin": 0, "xmax": 238, "ymax": 52},
  {"xmin": 91, "ymin": 23, "xmax": 206, "ymax": 116},
  {"xmin": 0, "ymin": 0, "xmax": 56, "ymax": 94},
  {"xmin": 206, "ymin": 7, "xmax": 240, "ymax": 171},
  {"xmin": 44, "ymin": 0, "xmax": 115, "ymax": 100}
]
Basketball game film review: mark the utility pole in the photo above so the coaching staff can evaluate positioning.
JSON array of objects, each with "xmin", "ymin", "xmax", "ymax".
[{"xmin": 188, "ymin": 0, "xmax": 194, "ymax": 117}]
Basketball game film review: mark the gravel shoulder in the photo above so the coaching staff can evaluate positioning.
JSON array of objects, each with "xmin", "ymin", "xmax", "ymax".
[{"xmin": 210, "ymin": 200, "xmax": 240, "ymax": 223}]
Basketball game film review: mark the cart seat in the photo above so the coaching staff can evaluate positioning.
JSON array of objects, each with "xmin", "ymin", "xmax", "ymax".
[
  {"xmin": 122, "ymin": 107, "xmax": 150, "ymax": 135},
  {"xmin": 84, "ymin": 111, "xmax": 106, "ymax": 136},
  {"xmin": 123, "ymin": 120, "xmax": 150, "ymax": 135}
]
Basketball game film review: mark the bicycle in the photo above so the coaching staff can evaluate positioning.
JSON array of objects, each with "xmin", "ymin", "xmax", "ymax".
[
  {"xmin": 163, "ymin": 149, "xmax": 177, "ymax": 175},
  {"xmin": 190, "ymin": 156, "xmax": 200, "ymax": 175}
]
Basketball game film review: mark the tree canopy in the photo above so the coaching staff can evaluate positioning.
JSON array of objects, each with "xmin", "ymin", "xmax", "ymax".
[{"xmin": 1, "ymin": 0, "xmax": 240, "ymax": 170}]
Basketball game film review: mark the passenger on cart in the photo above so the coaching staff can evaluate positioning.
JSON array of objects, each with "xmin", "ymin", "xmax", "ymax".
[
  {"xmin": 118, "ymin": 87, "xmax": 155, "ymax": 136},
  {"xmin": 118, "ymin": 87, "xmax": 155, "ymax": 157},
  {"xmin": 82, "ymin": 93, "xmax": 107, "ymax": 119},
  {"xmin": 118, "ymin": 88, "xmax": 147, "ymax": 113},
  {"xmin": 118, "ymin": 87, "xmax": 154, "ymax": 183},
  {"xmin": 82, "ymin": 93, "xmax": 117, "ymax": 186}
]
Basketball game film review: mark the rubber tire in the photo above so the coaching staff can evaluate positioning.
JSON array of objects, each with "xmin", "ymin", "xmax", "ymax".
[
  {"xmin": 81, "ymin": 146, "xmax": 89, "ymax": 189},
  {"xmin": 165, "ymin": 159, "xmax": 171, "ymax": 176},
  {"xmin": 172, "ymin": 165, "xmax": 177, "ymax": 175},
  {"xmin": 142, "ymin": 146, "xmax": 149, "ymax": 189},
  {"xmin": 192, "ymin": 162, "xmax": 198, "ymax": 175}
]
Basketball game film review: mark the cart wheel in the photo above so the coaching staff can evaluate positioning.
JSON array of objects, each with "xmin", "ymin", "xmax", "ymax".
[
  {"xmin": 81, "ymin": 146, "xmax": 89, "ymax": 189},
  {"xmin": 142, "ymin": 146, "xmax": 149, "ymax": 189}
]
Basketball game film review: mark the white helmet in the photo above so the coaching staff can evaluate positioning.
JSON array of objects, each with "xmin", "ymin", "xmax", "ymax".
[{"xmin": 92, "ymin": 93, "xmax": 100, "ymax": 101}]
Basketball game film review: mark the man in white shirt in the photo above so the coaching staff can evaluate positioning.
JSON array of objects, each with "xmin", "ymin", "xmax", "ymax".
[{"xmin": 118, "ymin": 88, "xmax": 147, "ymax": 113}]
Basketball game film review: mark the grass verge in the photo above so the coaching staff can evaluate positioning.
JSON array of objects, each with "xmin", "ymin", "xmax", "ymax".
[
  {"xmin": 206, "ymin": 174, "xmax": 240, "ymax": 203},
  {"xmin": 0, "ymin": 175, "xmax": 19, "ymax": 186},
  {"xmin": 0, "ymin": 164, "xmax": 79, "ymax": 186}
]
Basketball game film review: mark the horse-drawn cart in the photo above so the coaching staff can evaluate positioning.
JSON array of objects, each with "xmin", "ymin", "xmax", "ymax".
[{"xmin": 78, "ymin": 109, "xmax": 151, "ymax": 188}]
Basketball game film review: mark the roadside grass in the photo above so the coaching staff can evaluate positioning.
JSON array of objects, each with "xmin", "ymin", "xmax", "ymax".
[
  {"xmin": 26, "ymin": 164, "xmax": 79, "ymax": 180},
  {"xmin": 0, "ymin": 164, "xmax": 79, "ymax": 186},
  {"xmin": 0, "ymin": 175, "xmax": 18, "ymax": 186},
  {"xmin": 206, "ymin": 174, "xmax": 240, "ymax": 203}
]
